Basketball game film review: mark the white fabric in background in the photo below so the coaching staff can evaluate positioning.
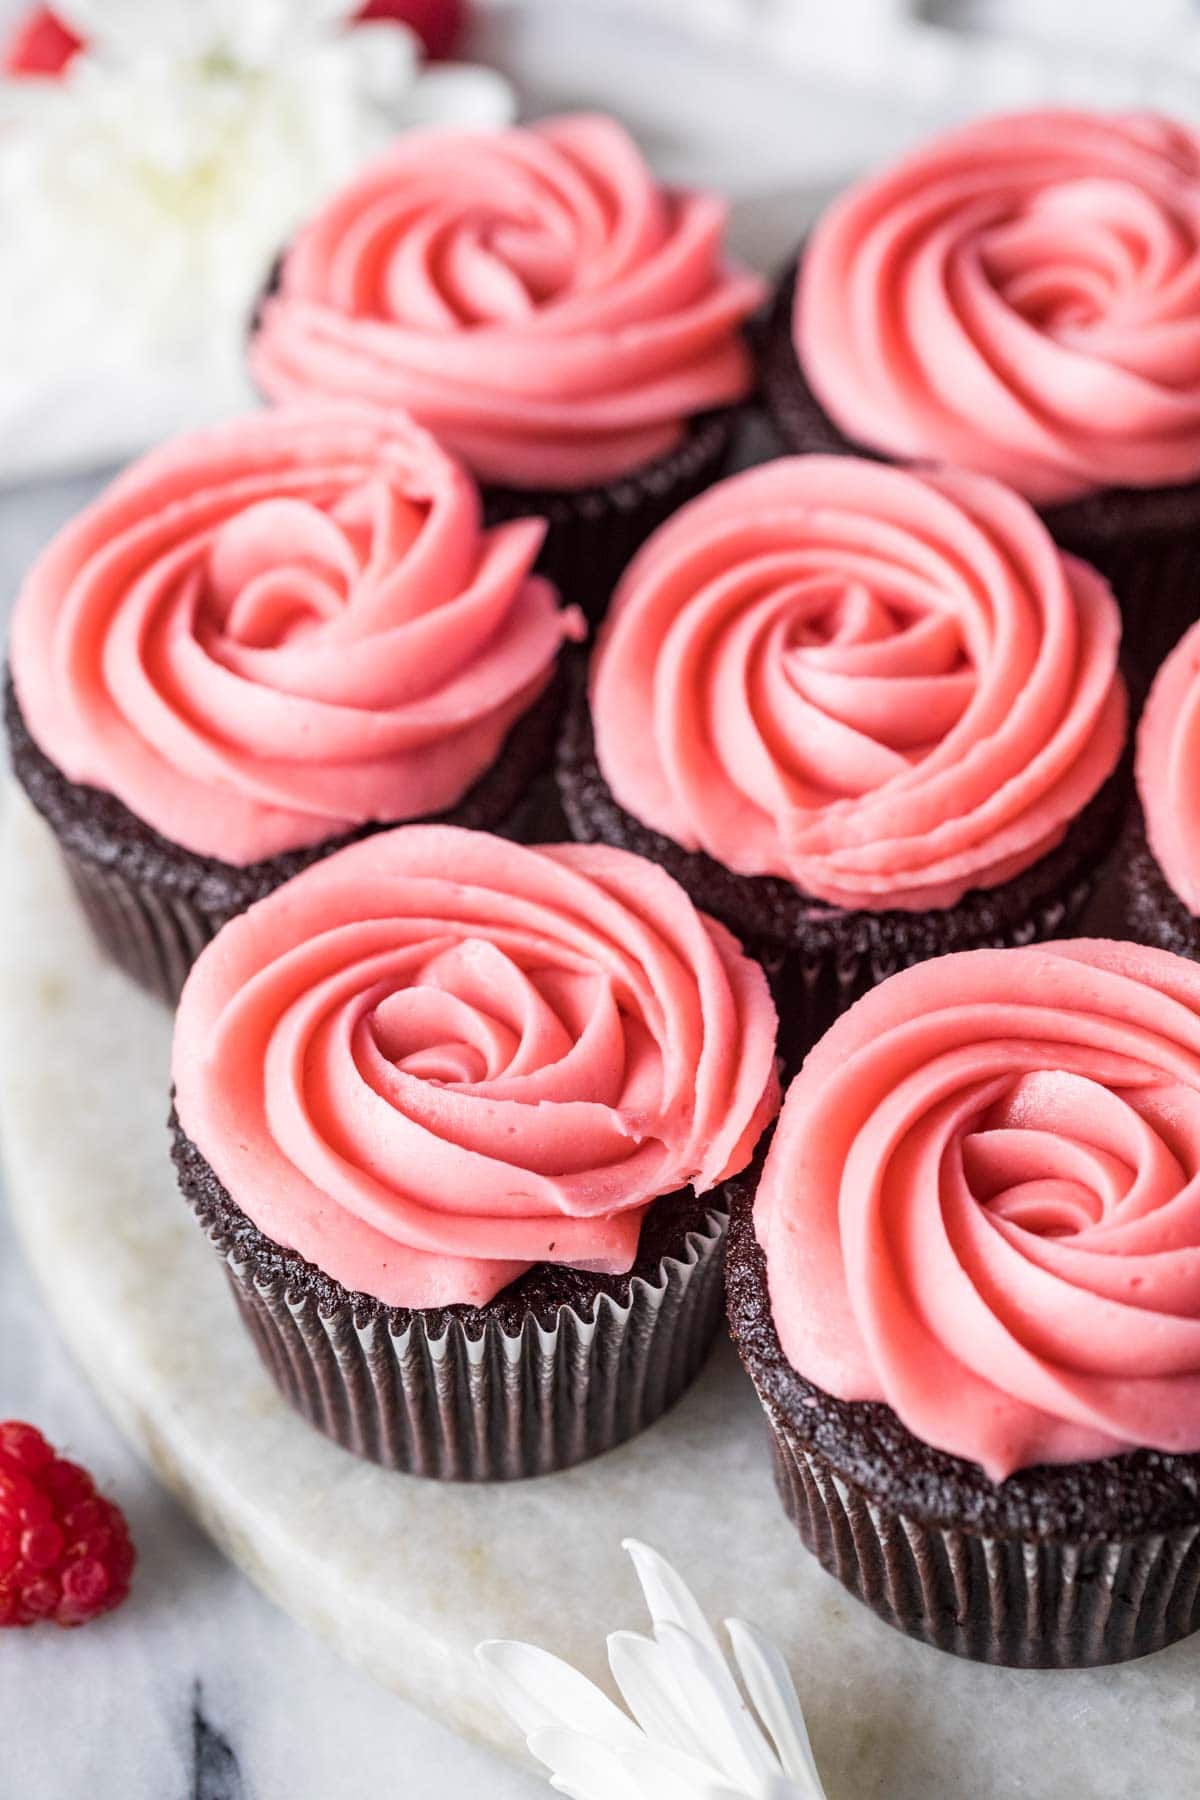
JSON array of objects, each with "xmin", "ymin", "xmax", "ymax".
[{"xmin": 4, "ymin": 0, "xmax": 1200, "ymax": 487}]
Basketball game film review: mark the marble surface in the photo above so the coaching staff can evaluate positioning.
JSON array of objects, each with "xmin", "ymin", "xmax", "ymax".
[
  {"xmin": 4, "ymin": 8, "xmax": 1200, "ymax": 1800},
  {"xmin": 0, "ymin": 559, "xmax": 548, "ymax": 1800},
  {"xmin": 5, "ymin": 781, "xmax": 1200, "ymax": 1800}
]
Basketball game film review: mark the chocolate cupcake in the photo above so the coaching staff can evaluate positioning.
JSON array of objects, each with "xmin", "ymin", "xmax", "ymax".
[
  {"xmin": 762, "ymin": 109, "xmax": 1200, "ymax": 673},
  {"xmin": 1126, "ymin": 616, "xmax": 1200, "ymax": 957},
  {"xmin": 248, "ymin": 114, "xmax": 763, "ymax": 622},
  {"xmin": 560, "ymin": 455, "xmax": 1129, "ymax": 1064},
  {"xmin": 170, "ymin": 824, "xmax": 779, "ymax": 1479},
  {"xmin": 7, "ymin": 405, "xmax": 583, "ymax": 1001},
  {"xmin": 727, "ymin": 940, "xmax": 1200, "ymax": 1667}
]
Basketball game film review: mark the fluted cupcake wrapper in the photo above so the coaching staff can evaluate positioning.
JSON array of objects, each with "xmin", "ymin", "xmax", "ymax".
[
  {"xmin": 482, "ymin": 410, "xmax": 737, "ymax": 626},
  {"xmin": 64, "ymin": 849, "xmax": 234, "ymax": 1005},
  {"xmin": 764, "ymin": 1417, "xmax": 1200, "ymax": 1669},
  {"xmin": 8, "ymin": 669, "xmax": 570, "ymax": 1006},
  {"xmin": 207, "ymin": 1207, "xmax": 728, "ymax": 1481},
  {"xmin": 725, "ymin": 1182, "xmax": 1200, "ymax": 1670}
]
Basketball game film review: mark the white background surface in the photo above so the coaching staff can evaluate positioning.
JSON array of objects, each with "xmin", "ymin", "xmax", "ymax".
[{"xmin": 3, "ymin": 5, "xmax": 1200, "ymax": 1799}]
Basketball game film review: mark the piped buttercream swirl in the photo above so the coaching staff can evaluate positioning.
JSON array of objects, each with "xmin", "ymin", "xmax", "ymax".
[
  {"xmin": 250, "ymin": 113, "xmax": 764, "ymax": 490},
  {"xmin": 590, "ymin": 456, "xmax": 1125, "ymax": 912},
  {"xmin": 796, "ymin": 109, "xmax": 1200, "ymax": 504},
  {"xmin": 756, "ymin": 939, "xmax": 1200, "ymax": 1479},
  {"xmin": 172, "ymin": 825, "xmax": 780, "ymax": 1309},
  {"xmin": 11, "ymin": 405, "xmax": 581, "ymax": 865}
]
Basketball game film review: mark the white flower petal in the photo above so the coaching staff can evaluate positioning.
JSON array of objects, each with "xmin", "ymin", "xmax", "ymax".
[
  {"xmin": 0, "ymin": 0, "xmax": 515, "ymax": 483},
  {"xmin": 400, "ymin": 62, "xmax": 517, "ymax": 130},
  {"xmin": 762, "ymin": 1780, "xmax": 817, "ymax": 1800},
  {"xmin": 528, "ymin": 1728, "xmax": 647, "ymax": 1800},
  {"xmin": 607, "ymin": 1629, "xmax": 712, "ymax": 1762},
  {"xmin": 337, "ymin": 18, "xmax": 422, "ymax": 104},
  {"xmin": 725, "ymin": 1620, "xmax": 827, "ymax": 1797},
  {"xmin": 612, "ymin": 1738, "xmax": 752, "ymax": 1800},
  {"xmin": 622, "ymin": 1538, "xmax": 727, "ymax": 1666},
  {"xmin": 477, "ymin": 1544, "xmax": 825, "ymax": 1800},
  {"xmin": 653, "ymin": 1621, "xmax": 782, "ymax": 1791},
  {"xmin": 475, "ymin": 1641, "xmax": 644, "ymax": 1748},
  {"xmin": 52, "ymin": 0, "xmax": 152, "ymax": 58},
  {"xmin": 283, "ymin": 0, "xmax": 365, "ymax": 37}
]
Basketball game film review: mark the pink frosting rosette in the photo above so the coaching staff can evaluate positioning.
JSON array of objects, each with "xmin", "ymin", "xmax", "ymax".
[
  {"xmin": 797, "ymin": 109, "xmax": 1200, "ymax": 504},
  {"xmin": 250, "ymin": 113, "xmax": 764, "ymax": 489},
  {"xmin": 1137, "ymin": 618, "xmax": 1200, "ymax": 914},
  {"xmin": 755, "ymin": 940, "xmax": 1200, "ymax": 1479},
  {"xmin": 172, "ymin": 826, "xmax": 780, "ymax": 1309},
  {"xmin": 11, "ymin": 406, "xmax": 582, "ymax": 865},
  {"xmin": 590, "ymin": 457, "xmax": 1125, "ymax": 912}
]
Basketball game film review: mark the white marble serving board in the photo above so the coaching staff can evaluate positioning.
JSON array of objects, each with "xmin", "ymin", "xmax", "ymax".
[{"xmin": 2, "ymin": 788, "xmax": 1200, "ymax": 1798}]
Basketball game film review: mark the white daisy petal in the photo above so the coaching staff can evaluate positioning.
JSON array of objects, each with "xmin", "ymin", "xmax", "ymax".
[
  {"xmin": 475, "ymin": 1640, "xmax": 644, "ymax": 1748},
  {"xmin": 529, "ymin": 1728, "xmax": 647, "ymax": 1800},
  {"xmin": 613, "ymin": 1739, "xmax": 754, "ymax": 1800},
  {"xmin": 725, "ymin": 1619, "xmax": 827, "ymax": 1796},
  {"xmin": 622, "ymin": 1538, "xmax": 726, "ymax": 1664},
  {"xmin": 607, "ymin": 1629, "xmax": 706, "ymax": 1759},
  {"xmin": 478, "ymin": 1543, "xmax": 826, "ymax": 1800},
  {"xmin": 653, "ymin": 1621, "xmax": 782, "ymax": 1790}
]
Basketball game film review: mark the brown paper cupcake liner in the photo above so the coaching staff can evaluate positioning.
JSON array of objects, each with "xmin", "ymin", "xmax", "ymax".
[
  {"xmin": 173, "ymin": 1117, "xmax": 729, "ymax": 1480},
  {"xmin": 481, "ymin": 409, "xmax": 736, "ymax": 625},
  {"xmin": 758, "ymin": 253, "xmax": 1200, "ymax": 679},
  {"xmin": 7, "ymin": 668, "xmax": 568, "ymax": 1005},
  {"xmin": 725, "ymin": 1185, "xmax": 1200, "ymax": 1667},
  {"xmin": 769, "ymin": 1431, "xmax": 1200, "ymax": 1668},
  {"xmin": 63, "ymin": 852, "xmax": 238, "ymax": 1005},
  {"xmin": 557, "ymin": 673, "xmax": 1128, "ymax": 1070}
]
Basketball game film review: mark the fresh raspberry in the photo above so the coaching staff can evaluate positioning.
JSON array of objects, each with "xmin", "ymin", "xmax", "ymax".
[
  {"xmin": 355, "ymin": 0, "xmax": 467, "ymax": 62},
  {"xmin": 0, "ymin": 1424, "xmax": 134, "ymax": 1629},
  {"xmin": 1, "ymin": 7, "xmax": 84, "ymax": 78}
]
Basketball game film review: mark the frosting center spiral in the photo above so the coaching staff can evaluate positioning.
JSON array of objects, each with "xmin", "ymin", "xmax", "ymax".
[
  {"xmin": 172, "ymin": 826, "xmax": 780, "ymax": 1309},
  {"xmin": 11, "ymin": 406, "xmax": 582, "ymax": 864},
  {"xmin": 756, "ymin": 940, "xmax": 1200, "ymax": 1479},
  {"xmin": 591, "ymin": 456, "xmax": 1125, "ymax": 912}
]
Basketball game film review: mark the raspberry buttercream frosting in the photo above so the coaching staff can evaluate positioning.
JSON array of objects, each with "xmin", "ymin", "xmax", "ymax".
[
  {"xmin": 590, "ymin": 456, "xmax": 1125, "ymax": 912},
  {"xmin": 172, "ymin": 825, "xmax": 780, "ymax": 1309},
  {"xmin": 755, "ymin": 940, "xmax": 1200, "ymax": 1480},
  {"xmin": 250, "ymin": 113, "xmax": 763, "ymax": 490},
  {"xmin": 10, "ymin": 406, "xmax": 582, "ymax": 865},
  {"xmin": 1137, "ymin": 618, "xmax": 1200, "ymax": 914},
  {"xmin": 796, "ymin": 109, "xmax": 1200, "ymax": 504}
]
